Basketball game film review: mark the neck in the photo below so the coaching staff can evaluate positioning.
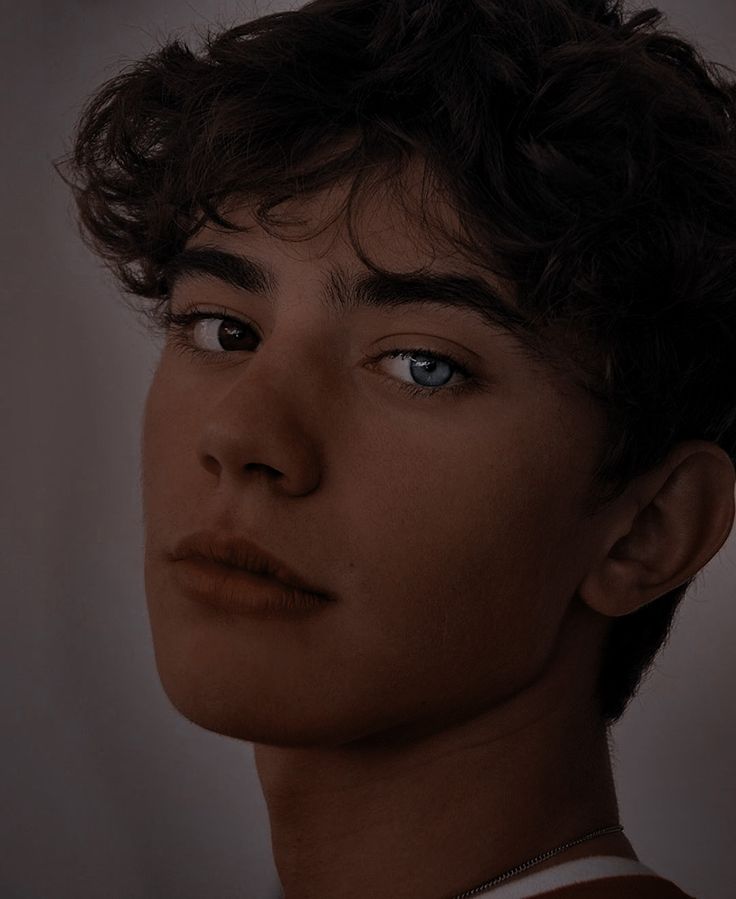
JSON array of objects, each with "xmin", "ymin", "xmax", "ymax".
[{"xmin": 255, "ymin": 611, "xmax": 634, "ymax": 899}]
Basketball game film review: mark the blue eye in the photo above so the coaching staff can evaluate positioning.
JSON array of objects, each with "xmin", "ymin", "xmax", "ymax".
[
  {"xmin": 374, "ymin": 348, "xmax": 474, "ymax": 399},
  {"xmin": 157, "ymin": 307, "xmax": 479, "ymax": 401}
]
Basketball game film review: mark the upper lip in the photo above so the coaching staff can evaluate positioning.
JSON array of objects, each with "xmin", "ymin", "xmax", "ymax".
[{"xmin": 169, "ymin": 530, "xmax": 328, "ymax": 597}]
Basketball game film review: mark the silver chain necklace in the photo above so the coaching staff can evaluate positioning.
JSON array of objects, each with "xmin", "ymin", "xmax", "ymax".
[{"xmin": 447, "ymin": 824, "xmax": 624, "ymax": 898}]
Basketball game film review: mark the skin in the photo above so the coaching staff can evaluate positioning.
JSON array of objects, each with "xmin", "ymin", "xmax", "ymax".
[{"xmin": 141, "ymin": 161, "xmax": 735, "ymax": 899}]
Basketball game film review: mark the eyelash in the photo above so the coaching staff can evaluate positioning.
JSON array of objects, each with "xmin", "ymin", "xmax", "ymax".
[{"xmin": 156, "ymin": 306, "xmax": 480, "ymax": 401}]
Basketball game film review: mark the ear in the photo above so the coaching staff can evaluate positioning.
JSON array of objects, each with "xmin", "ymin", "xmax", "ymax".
[{"xmin": 578, "ymin": 440, "xmax": 736, "ymax": 618}]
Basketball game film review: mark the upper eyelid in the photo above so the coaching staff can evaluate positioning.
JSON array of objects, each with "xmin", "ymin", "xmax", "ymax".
[{"xmin": 161, "ymin": 306, "xmax": 258, "ymax": 331}]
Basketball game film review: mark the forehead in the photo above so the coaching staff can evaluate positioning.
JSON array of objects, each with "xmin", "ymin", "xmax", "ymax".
[
  {"xmin": 172, "ymin": 153, "xmax": 540, "ymax": 343},
  {"xmin": 191, "ymin": 153, "xmax": 508, "ymax": 290},
  {"xmin": 175, "ymin": 211, "xmax": 534, "ymax": 343}
]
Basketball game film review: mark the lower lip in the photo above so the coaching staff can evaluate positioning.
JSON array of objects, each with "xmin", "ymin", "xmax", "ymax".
[{"xmin": 170, "ymin": 557, "xmax": 329, "ymax": 617}]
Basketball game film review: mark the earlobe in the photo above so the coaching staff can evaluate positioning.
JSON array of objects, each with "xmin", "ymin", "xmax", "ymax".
[{"xmin": 577, "ymin": 440, "xmax": 736, "ymax": 619}]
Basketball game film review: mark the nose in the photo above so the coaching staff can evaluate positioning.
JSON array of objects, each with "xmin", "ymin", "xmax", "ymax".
[{"xmin": 196, "ymin": 351, "xmax": 324, "ymax": 497}]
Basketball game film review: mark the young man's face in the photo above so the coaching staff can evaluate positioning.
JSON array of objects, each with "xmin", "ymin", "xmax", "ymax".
[{"xmin": 141, "ymin": 168, "xmax": 612, "ymax": 747}]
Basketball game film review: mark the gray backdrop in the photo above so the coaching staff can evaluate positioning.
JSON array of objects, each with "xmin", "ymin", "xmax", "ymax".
[{"xmin": 3, "ymin": 1, "xmax": 735, "ymax": 897}]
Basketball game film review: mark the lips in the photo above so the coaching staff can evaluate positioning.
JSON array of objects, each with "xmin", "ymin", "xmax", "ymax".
[{"xmin": 169, "ymin": 530, "xmax": 329, "ymax": 598}]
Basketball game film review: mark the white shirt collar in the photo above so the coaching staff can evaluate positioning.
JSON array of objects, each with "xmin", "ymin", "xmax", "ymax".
[{"xmin": 471, "ymin": 854, "xmax": 659, "ymax": 898}]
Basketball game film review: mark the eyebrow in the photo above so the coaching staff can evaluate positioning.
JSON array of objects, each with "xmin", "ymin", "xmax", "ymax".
[{"xmin": 162, "ymin": 245, "xmax": 531, "ymax": 336}]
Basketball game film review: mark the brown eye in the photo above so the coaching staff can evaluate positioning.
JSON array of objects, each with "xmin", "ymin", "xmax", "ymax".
[
  {"xmin": 161, "ymin": 308, "xmax": 261, "ymax": 356},
  {"xmin": 190, "ymin": 317, "xmax": 259, "ymax": 352}
]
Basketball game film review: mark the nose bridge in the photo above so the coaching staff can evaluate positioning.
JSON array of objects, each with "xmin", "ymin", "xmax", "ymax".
[{"xmin": 196, "ymin": 328, "xmax": 332, "ymax": 494}]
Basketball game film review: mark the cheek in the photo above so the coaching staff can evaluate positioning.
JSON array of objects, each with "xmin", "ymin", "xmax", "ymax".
[
  {"xmin": 140, "ymin": 362, "xmax": 200, "ymax": 523},
  {"xmin": 141, "ymin": 367, "xmax": 171, "ymax": 501},
  {"xmin": 333, "ymin": 436, "xmax": 574, "ymax": 702},
  {"xmin": 277, "ymin": 401, "xmax": 589, "ymax": 749}
]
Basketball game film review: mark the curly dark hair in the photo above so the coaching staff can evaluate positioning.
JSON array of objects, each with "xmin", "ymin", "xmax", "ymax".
[{"xmin": 57, "ymin": 0, "xmax": 736, "ymax": 727}]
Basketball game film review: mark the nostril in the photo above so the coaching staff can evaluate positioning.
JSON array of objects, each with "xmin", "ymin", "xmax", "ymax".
[{"xmin": 244, "ymin": 462, "xmax": 280, "ymax": 476}]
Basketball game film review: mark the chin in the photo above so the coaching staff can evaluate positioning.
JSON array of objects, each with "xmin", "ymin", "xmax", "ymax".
[
  {"xmin": 145, "ymin": 634, "xmax": 367, "ymax": 747},
  {"xmin": 154, "ymin": 678, "xmax": 378, "ymax": 747}
]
